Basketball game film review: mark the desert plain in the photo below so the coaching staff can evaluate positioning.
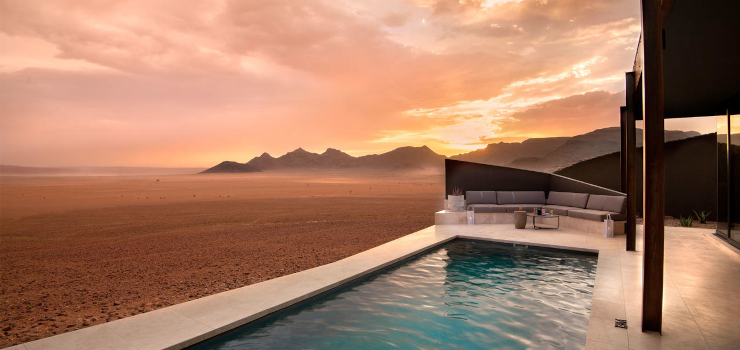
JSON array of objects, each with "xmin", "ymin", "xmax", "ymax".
[{"xmin": 0, "ymin": 171, "xmax": 444, "ymax": 347}]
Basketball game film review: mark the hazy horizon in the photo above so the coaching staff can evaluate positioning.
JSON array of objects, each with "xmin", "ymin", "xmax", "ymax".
[
  {"xmin": 0, "ymin": 125, "xmax": 714, "ymax": 170},
  {"xmin": 1, "ymin": 0, "xmax": 717, "ymax": 167}
]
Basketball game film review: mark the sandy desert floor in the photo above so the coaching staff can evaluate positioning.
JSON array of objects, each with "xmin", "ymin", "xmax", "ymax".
[{"xmin": 0, "ymin": 171, "xmax": 444, "ymax": 347}]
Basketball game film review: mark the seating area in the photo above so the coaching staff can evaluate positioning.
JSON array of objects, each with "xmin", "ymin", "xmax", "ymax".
[{"xmin": 437, "ymin": 190, "xmax": 627, "ymax": 235}]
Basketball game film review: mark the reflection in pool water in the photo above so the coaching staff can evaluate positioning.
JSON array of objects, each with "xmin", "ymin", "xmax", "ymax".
[{"xmin": 190, "ymin": 240, "xmax": 597, "ymax": 350}]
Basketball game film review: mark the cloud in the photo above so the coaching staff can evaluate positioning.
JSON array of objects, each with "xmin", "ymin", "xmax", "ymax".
[
  {"xmin": 0, "ymin": 0, "xmax": 653, "ymax": 166},
  {"xmin": 371, "ymin": 90, "xmax": 623, "ymax": 155},
  {"xmin": 382, "ymin": 12, "xmax": 412, "ymax": 27}
]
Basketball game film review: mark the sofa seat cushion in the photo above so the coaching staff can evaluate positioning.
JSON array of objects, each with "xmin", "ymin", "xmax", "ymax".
[
  {"xmin": 502, "ymin": 204, "xmax": 544, "ymax": 213},
  {"xmin": 466, "ymin": 191, "xmax": 497, "ymax": 205},
  {"xmin": 497, "ymin": 191, "xmax": 546, "ymax": 205},
  {"xmin": 542, "ymin": 205, "xmax": 574, "ymax": 216},
  {"xmin": 466, "ymin": 204, "xmax": 507, "ymax": 213},
  {"xmin": 568, "ymin": 209, "xmax": 626, "ymax": 221}
]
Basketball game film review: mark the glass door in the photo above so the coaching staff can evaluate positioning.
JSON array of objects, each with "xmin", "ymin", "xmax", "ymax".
[
  {"xmin": 717, "ymin": 114, "xmax": 729, "ymax": 238},
  {"xmin": 730, "ymin": 114, "xmax": 739, "ymax": 245}
]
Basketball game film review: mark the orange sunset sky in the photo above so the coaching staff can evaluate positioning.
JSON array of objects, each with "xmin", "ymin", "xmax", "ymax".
[{"xmin": 0, "ymin": 0, "xmax": 715, "ymax": 167}]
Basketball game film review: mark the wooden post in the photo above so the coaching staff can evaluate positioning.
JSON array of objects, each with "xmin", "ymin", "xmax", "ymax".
[
  {"xmin": 726, "ymin": 108, "xmax": 732, "ymax": 240},
  {"xmin": 621, "ymin": 106, "xmax": 628, "ymax": 193},
  {"xmin": 640, "ymin": 0, "xmax": 665, "ymax": 333},
  {"xmin": 626, "ymin": 72, "xmax": 637, "ymax": 252}
]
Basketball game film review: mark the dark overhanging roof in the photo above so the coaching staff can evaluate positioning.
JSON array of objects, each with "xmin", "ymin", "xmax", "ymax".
[{"xmin": 631, "ymin": 0, "xmax": 740, "ymax": 120}]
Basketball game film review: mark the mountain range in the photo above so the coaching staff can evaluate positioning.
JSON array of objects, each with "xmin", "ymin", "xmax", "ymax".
[{"xmin": 201, "ymin": 127, "xmax": 701, "ymax": 174}]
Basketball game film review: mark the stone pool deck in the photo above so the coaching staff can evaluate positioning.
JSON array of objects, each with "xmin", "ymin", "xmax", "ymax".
[{"xmin": 7, "ymin": 224, "xmax": 739, "ymax": 350}]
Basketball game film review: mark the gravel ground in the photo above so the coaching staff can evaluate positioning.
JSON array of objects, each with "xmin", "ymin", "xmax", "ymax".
[{"xmin": 0, "ymin": 172, "xmax": 444, "ymax": 347}]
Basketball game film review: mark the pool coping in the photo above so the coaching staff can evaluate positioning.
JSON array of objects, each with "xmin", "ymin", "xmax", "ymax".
[{"xmin": 8, "ymin": 224, "xmax": 716, "ymax": 350}]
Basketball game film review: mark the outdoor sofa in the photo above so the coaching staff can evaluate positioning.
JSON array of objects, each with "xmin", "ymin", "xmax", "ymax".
[{"xmin": 459, "ymin": 190, "xmax": 627, "ymax": 234}]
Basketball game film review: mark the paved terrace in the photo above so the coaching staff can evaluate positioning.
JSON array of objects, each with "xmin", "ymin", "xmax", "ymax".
[{"xmin": 7, "ymin": 224, "xmax": 739, "ymax": 350}]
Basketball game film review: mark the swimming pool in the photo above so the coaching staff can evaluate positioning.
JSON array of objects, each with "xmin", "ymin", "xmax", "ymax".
[{"xmin": 189, "ymin": 240, "xmax": 597, "ymax": 350}]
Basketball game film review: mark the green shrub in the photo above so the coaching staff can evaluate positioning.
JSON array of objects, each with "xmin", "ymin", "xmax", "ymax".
[
  {"xmin": 693, "ymin": 210, "xmax": 711, "ymax": 224},
  {"xmin": 679, "ymin": 215, "xmax": 694, "ymax": 227}
]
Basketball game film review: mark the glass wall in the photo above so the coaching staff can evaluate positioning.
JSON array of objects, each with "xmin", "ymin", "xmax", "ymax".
[
  {"xmin": 717, "ymin": 115, "xmax": 729, "ymax": 237},
  {"xmin": 717, "ymin": 112, "xmax": 740, "ymax": 246},
  {"xmin": 730, "ymin": 114, "xmax": 739, "ymax": 245}
]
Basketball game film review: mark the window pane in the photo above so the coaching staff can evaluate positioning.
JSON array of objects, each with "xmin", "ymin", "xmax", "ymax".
[
  {"xmin": 717, "ymin": 115, "xmax": 729, "ymax": 236},
  {"xmin": 730, "ymin": 114, "xmax": 739, "ymax": 244}
]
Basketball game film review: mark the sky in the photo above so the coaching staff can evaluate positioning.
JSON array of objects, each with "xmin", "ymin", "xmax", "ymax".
[{"xmin": 0, "ymin": 0, "xmax": 716, "ymax": 167}]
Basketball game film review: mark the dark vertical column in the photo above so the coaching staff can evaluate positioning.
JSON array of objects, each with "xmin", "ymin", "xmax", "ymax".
[
  {"xmin": 626, "ymin": 72, "xmax": 637, "ymax": 252},
  {"xmin": 727, "ymin": 108, "xmax": 733, "ymax": 241},
  {"xmin": 640, "ymin": 0, "xmax": 665, "ymax": 333},
  {"xmin": 621, "ymin": 106, "xmax": 628, "ymax": 193}
]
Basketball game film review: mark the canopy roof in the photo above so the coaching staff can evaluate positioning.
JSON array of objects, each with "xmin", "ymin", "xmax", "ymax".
[{"xmin": 632, "ymin": 0, "xmax": 740, "ymax": 120}]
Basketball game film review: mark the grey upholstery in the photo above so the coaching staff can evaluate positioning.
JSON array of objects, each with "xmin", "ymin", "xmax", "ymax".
[
  {"xmin": 542, "ymin": 205, "xmax": 573, "ymax": 216},
  {"xmin": 466, "ymin": 191, "xmax": 497, "ymax": 205},
  {"xmin": 546, "ymin": 191, "xmax": 571, "ymax": 206},
  {"xmin": 602, "ymin": 196, "xmax": 627, "ymax": 213},
  {"xmin": 571, "ymin": 193, "xmax": 590, "ymax": 208},
  {"xmin": 586, "ymin": 195, "xmax": 607, "ymax": 210},
  {"xmin": 497, "ymin": 191, "xmax": 546, "ymax": 205},
  {"xmin": 462, "ymin": 188, "xmax": 625, "ymax": 221},
  {"xmin": 568, "ymin": 209, "xmax": 626, "ymax": 221},
  {"xmin": 584, "ymin": 194, "xmax": 626, "ymax": 213},
  {"xmin": 467, "ymin": 204, "xmax": 507, "ymax": 213},
  {"xmin": 546, "ymin": 191, "xmax": 590, "ymax": 208},
  {"xmin": 496, "ymin": 191, "xmax": 516, "ymax": 204},
  {"xmin": 502, "ymin": 204, "xmax": 542, "ymax": 213}
]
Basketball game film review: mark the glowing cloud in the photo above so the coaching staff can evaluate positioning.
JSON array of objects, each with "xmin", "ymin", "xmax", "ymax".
[{"xmin": 1, "ymin": 0, "xmax": 696, "ymax": 167}]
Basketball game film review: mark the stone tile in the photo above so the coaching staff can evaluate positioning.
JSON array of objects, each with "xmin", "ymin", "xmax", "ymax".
[
  {"xmin": 593, "ymin": 285, "xmax": 624, "ymax": 304},
  {"xmin": 621, "ymin": 271, "xmax": 642, "ymax": 290},
  {"xmin": 105, "ymin": 309, "xmax": 209, "ymax": 341},
  {"xmin": 690, "ymin": 312, "xmax": 740, "ymax": 344},
  {"xmin": 23, "ymin": 325, "xmax": 136, "ymax": 350},
  {"xmin": 590, "ymin": 300, "xmax": 626, "ymax": 320},
  {"xmin": 704, "ymin": 335, "xmax": 740, "ymax": 350},
  {"xmin": 683, "ymin": 297, "xmax": 740, "ymax": 321},
  {"xmin": 595, "ymin": 270, "xmax": 624, "ymax": 290},
  {"xmin": 626, "ymin": 317, "xmax": 709, "ymax": 350},
  {"xmin": 586, "ymin": 316, "xmax": 629, "ymax": 348},
  {"xmin": 3, "ymin": 345, "xmax": 29, "ymax": 350},
  {"xmin": 622, "ymin": 288, "xmax": 643, "ymax": 307},
  {"xmin": 128, "ymin": 322, "xmax": 215, "ymax": 350},
  {"xmin": 585, "ymin": 339, "xmax": 628, "ymax": 350}
]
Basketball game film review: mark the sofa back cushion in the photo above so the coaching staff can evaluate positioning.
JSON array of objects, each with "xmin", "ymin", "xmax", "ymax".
[
  {"xmin": 585, "ymin": 195, "xmax": 626, "ymax": 212},
  {"xmin": 586, "ymin": 195, "xmax": 606, "ymax": 210},
  {"xmin": 466, "ymin": 191, "xmax": 497, "ymax": 205},
  {"xmin": 571, "ymin": 193, "xmax": 590, "ymax": 208},
  {"xmin": 496, "ymin": 191, "xmax": 515, "ymax": 204},
  {"xmin": 602, "ymin": 195, "xmax": 627, "ymax": 213},
  {"xmin": 547, "ymin": 191, "xmax": 572, "ymax": 206},
  {"xmin": 497, "ymin": 191, "xmax": 545, "ymax": 204},
  {"xmin": 547, "ymin": 191, "xmax": 590, "ymax": 208}
]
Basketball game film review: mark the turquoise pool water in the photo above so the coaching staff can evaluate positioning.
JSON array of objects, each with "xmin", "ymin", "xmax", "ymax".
[{"xmin": 189, "ymin": 240, "xmax": 598, "ymax": 350}]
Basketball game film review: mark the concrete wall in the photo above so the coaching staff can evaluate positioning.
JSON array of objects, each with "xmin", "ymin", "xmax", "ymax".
[
  {"xmin": 556, "ymin": 134, "xmax": 718, "ymax": 220},
  {"xmin": 444, "ymin": 159, "xmax": 624, "ymax": 199}
]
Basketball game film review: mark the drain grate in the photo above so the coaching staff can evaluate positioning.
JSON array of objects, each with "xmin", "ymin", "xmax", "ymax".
[{"xmin": 615, "ymin": 319, "xmax": 628, "ymax": 329}]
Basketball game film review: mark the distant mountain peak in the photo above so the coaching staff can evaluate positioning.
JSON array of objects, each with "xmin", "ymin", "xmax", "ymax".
[
  {"xmin": 322, "ymin": 148, "xmax": 345, "ymax": 154},
  {"xmin": 201, "ymin": 161, "xmax": 260, "ymax": 174},
  {"xmin": 289, "ymin": 147, "xmax": 309, "ymax": 154}
]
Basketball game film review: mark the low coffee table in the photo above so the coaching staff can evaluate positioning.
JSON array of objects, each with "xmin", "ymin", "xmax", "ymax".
[{"xmin": 527, "ymin": 213, "xmax": 560, "ymax": 229}]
